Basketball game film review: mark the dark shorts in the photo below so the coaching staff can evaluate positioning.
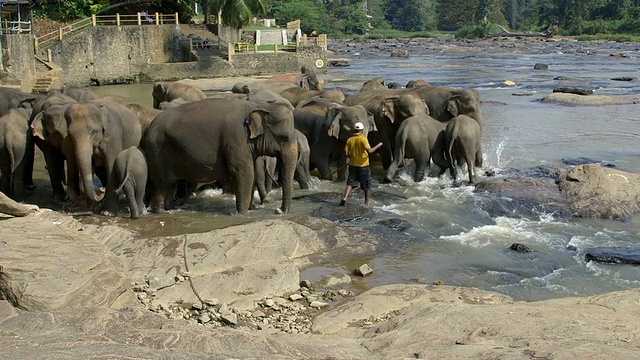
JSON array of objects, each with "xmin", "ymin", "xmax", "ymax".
[{"xmin": 347, "ymin": 165, "xmax": 371, "ymax": 191}]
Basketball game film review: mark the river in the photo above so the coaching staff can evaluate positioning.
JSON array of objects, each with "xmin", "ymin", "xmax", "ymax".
[{"xmin": 77, "ymin": 39, "xmax": 640, "ymax": 302}]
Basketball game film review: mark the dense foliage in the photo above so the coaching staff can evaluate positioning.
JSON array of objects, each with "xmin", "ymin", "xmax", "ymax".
[{"xmin": 32, "ymin": 0, "xmax": 640, "ymax": 37}]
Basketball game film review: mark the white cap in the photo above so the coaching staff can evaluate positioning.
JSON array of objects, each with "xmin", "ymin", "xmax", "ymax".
[{"xmin": 354, "ymin": 122, "xmax": 365, "ymax": 130}]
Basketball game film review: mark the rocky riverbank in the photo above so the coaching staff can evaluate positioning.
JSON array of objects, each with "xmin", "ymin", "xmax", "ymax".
[{"xmin": 3, "ymin": 162, "xmax": 640, "ymax": 359}]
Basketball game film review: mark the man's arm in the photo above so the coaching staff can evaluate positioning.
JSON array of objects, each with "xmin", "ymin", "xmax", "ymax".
[{"xmin": 367, "ymin": 142, "xmax": 383, "ymax": 154}]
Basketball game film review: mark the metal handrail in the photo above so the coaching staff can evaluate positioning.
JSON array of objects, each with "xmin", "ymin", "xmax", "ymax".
[{"xmin": 34, "ymin": 13, "xmax": 179, "ymax": 52}]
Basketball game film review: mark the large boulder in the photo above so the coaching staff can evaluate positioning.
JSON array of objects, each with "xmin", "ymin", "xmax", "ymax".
[
  {"xmin": 558, "ymin": 163, "xmax": 640, "ymax": 219},
  {"xmin": 0, "ymin": 211, "xmax": 135, "ymax": 310},
  {"xmin": 542, "ymin": 92, "xmax": 640, "ymax": 105}
]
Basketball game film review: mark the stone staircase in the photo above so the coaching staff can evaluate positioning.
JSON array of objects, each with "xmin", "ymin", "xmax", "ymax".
[
  {"xmin": 33, "ymin": 56, "xmax": 62, "ymax": 93},
  {"xmin": 180, "ymin": 23, "xmax": 228, "ymax": 60}
]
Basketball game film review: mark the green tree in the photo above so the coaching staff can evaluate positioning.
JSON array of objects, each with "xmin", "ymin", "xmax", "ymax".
[
  {"xmin": 385, "ymin": 0, "xmax": 436, "ymax": 32},
  {"xmin": 271, "ymin": 0, "xmax": 332, "ymax": 34},
  {"xmin": 210, "ymin": 0, "xmax": 268, "ymax": 28}
]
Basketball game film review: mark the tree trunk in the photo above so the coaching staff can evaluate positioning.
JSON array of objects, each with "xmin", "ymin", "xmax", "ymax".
[{"xmin": 203, "ymin": 0, "xmax": 211, "ymax": 24}]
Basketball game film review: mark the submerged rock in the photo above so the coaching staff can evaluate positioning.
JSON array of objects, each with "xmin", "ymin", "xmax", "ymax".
[{"xmin": 585, "ymin": 247, "xmax": 640, "ymax": 265}]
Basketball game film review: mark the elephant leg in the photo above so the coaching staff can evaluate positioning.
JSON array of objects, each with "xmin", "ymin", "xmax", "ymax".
[
  {"xmin": 0, "ymin": 161, "xmax": 11, "ymax": 196},
  {"xmin": 150, "ymin": 179, "xmax": 170, "ymax": 213},
  {"xmin": 123, "ymin": 182, "xmax": 140, "ymax": 219},
  {"xmin": 101, "ymin": 156, "xmax": 120, "ymax": 215},
  {"xmin": 23, "ymin": 135, "xmax": 35, "ymax": 189},
  {"xmin": 385, "ymin": 160, "xmax": 399, "ymax": 183},
  {"xmin": 379, "ymin": 144, "xmax": 393, "ymax": 170},
  {"xmin": 254, "ymin": 157, "xmax": 269, "ymax": 204},
  {"xmin": 311, "ymin": 145, "xmax": 332, "ymax": 180},
  {"xmin": 414, "ymin": 155, "xmax": 428, "ymax": 183},
  {"xmin": 231, "ymin": 164, "xmax": 254, "ymax": 214},
  {"xmin": 336, "ymin": 151, "xmax": 347, "ymax": 182}
]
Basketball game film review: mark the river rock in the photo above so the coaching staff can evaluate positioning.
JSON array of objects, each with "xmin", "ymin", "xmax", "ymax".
[
  {"xmin": 376, "ymin": 218, "xmax": 412, "ymax": 231},
  {"xmin": 0, "ymin": 211, "xmax": 135, "ymax": 310},
  {"xmin": 510, "ymin": 243, "xmax": 533, "ymax": 253},
  {"xmin": 541, "ymin": 92, "xmax": 640, "ymax": 105},
  {"xmin": 611, "ymin": 76, "xmax": 636, "ymax": 81},
  {"xmin": 533, "ymin": 63, "xmax": 548, "ymax": 70},
  {"xmin": 552, "ymin": 86, "xmax": 593, "ymax": 95},
  {"xmin": 584, "ymin": 247, "xmax": 640, "ymax": 265},
  {"xmin": 558, "ymin": 163, "xmax": 640, "ymax": 219},
  {"xmin": 390, "ymin": 49, "xmax": 409, "ymax": 58}
]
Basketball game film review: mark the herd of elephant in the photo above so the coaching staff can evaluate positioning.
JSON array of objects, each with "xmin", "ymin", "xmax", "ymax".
[{"xmin": 0, "ymin": 74, "xmax": 483, "ymax": 219}]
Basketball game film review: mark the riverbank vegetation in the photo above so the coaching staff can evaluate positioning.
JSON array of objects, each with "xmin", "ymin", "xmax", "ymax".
[{"xmin": 32, "ymin": 0, "xmax": 640, "ymax": 40}]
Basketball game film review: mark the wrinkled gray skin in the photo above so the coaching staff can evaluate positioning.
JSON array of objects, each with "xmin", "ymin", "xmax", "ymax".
[
  {"xmin": 409, "ymin": 86, "xmax": 483, "ymax": 127},
  {"xmin": 294, "ymin": 99, "xmax": 376, "ymax": 181},
  {"xmin": 30, "ymin": 93, "xmax": 79, "ymax": 202},
  {"xmin": 360, "ymin": 77, "xmax": 387, "ymax": 92},
  {"xmin": 125, "ymin": 103, "xmax": 162, "ymax": 138},
  {"xmin": 152, "ymin": 82, "xmax": 207, "ymax": 109},
  {"xmin": 0, "ymin": 88, "xmax": 41, "ymax": 189},
  {"xmin": 254, "ymin": 129, "xmax": 311, "ymax": 204},
  {"xmin": 143, "ymin": 98, "xmax": 298, "ymax": 214},
  {"xmin": 406, "ymin": 79, "xmax": 431, "ymax": 88},
  {"xmin": 157, "ymin": 98, "xmax": 189, "ymax": 110},
  {"xmin": 64, "ymin": 97, "xmax": 142, "ymax": 214},
  {"xmin": 384, "ymin": 113, "xmax": 449, "ymax": 183},
  {"xmin": 0, "ymin": 107, "xmax": 31, "ymax": 200},
  {"xmin": 49, "ymin": 87, "xmax": 101, "ymax": 103},
  {"xmin": 113, "ymin": 146, "xmax": 147, "ymax": 219},
  {"xmin": 445, "ymin": 115, "xmax": 483, "ymax": 183},
  {"xmin": 350, "ymin": 92, "xmax": 427, "ymax": 170},
  {"xmin": 280, "ymin": 87, "xmax": 346, "ymax": 107},
  {"xmin": 231, "ymin": 81, "xmax": 296, "ymax": 94}
]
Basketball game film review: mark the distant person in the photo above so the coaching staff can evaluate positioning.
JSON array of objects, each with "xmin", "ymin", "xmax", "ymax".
[
  {"xmin": 141, "ymin": 10, "xmax": 154, "ymax": 24},
  {"xmin": 340, "ymin": 122, "xmax": 383, "ymax": 207},
  {"xmin": 310, "ymin": 30, "xmax": 318, "ymax": 37}
]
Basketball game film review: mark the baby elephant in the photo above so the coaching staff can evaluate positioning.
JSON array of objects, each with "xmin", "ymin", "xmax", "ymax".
[
  {"xmin": 444, "ymin": 115, "xmax": 483, "ymax": 183},
  {"xmin": 113, "ymin": 146, "xmax": 148, "ymax": 219}
]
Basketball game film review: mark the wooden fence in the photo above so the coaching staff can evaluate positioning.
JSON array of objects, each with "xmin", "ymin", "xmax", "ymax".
[{"xmin": 34, "ymin": 13, "xmax": 179, "ymax": 52}]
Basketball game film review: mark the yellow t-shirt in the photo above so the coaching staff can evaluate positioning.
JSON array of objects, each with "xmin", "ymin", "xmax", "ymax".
[{"xmin": 345, "ymin": 133, "xmax": 371, "ymax": 167}]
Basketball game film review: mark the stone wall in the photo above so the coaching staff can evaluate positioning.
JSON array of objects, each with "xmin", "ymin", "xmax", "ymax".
[
  {"xmin": 48, "ymin": 25, "xmax": 189, "ymax": 86},
  {"xmin": 1, "ymin": 34, "xmax": 36, "ymax": 92},
  {"xmin": 43, "ymin": 25, "xmax": 326, "ymax": 87}
]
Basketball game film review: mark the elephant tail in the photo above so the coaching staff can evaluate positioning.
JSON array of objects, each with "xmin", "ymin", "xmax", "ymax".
[
  {"xmin": 115, "ymin": 166, "xmax": 131, "ymax": 196},
  {"xmin": 447, "ymin": 120, "xmax": 460, "ymax": 167},
  {"xmin": 394, "ymin": 132, "xmax": 407, "ymax": 167}
]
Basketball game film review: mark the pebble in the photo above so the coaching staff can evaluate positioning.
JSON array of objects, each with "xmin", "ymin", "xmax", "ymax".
[
  {"xmin": 309, "ymin": 300, "xmax": 329, "ymax": 308},
  {"xmin": 192, "ymin": 302, "xmax": 203, "ymax": 310},
  {"xmin": 289, "ymin": 294, "xmax": 304, "ymax": 301},
  {"xmin": 354, "ymin": 264, "xmax": 373, "ymax": 277},
  {"xmin": 221, "ymin": 313, "xmax": 238, "ymax": 326},
  {"xmin": 204, "ymin": 298, "xmax": 219, "ymax": 306},
  {"xmin": 200, "ymin": 313, "xmax": 211, "ymax": 324}
]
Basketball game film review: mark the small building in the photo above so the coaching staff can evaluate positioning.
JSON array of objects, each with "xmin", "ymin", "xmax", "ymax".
[{"xmin": 0, "ymin": 0, "xmax": 32, "ymax": 34}]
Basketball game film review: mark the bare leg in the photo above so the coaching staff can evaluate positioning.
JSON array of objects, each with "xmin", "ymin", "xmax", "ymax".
[
  {"xmin": 341, "ymin": 184, "xmax": 353, "ymax": 205},
  {"xmin": 364, "ymin": 190, "xmax": 371, "ymax": 206}
]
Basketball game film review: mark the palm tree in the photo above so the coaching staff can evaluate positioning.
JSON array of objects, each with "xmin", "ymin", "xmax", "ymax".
[{"xmin": 208, "ymin": 0, "xmax": 268, "ymax": 28}]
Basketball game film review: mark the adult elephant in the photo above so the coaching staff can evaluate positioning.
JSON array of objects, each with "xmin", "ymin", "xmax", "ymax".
[
  {"xmin": 30, "ymin": 93, "xmax": 79, "ymax": 202},
  {"xmin": 143, "ymin": 97, "xmax": 298, "ymax": 214},
  {"xmin": 64, "ymin": 97, "xmax": 142, "ymax": 214},
  {"xmin": 0, "ymin": 107, "xmax": 31, "ymax": 200},
  {"xmin": 444, "ymin": 115, "xmax": 483, "ymax": 184},
  {"xmin": 384, "ymin": 112, "xmax": 448, "ymax": 183},
  {"xmin": 231, "ymin": 81, "xmax": 296, "ymax": 94},
  {"xmin": 265, "ymin": 65, "xmax": 322, "ymax": 91},
  {"xmin": 280, "ymin": 87, "xmax": 345, "ymax": 107},
  {"xmin": 0, "ymin": 88, "xmax": 39, "ymax": 117},
  {"xmin": 347, "ymin": 91, "xmax": 426, "ymax": 170},
  {"xmin": 408, "ymin": 86, "xmax": 482, "ymax": 126},
  {"xmin": 294, "ymin": 99, "xmax": 376, "ymax": 181},
  {"xmin": 49, "ymin": 87, "xmax": 101, "ymax": 102},
  {"xmin": 254, "ymin": 129, "xmax": 312, "ymax": 205},
  {"xmin": 125, "ymin": 103, "xmax": 161, "ymax": 137},
  {"xmin": 152, "ymin": 82, "xmax": 207, "ymax": 109}
]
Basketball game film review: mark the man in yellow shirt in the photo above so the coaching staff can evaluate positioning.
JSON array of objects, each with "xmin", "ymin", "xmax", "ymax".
[{"xmin": 340, "ymin": 122, "xmax": 383, "ymax": 206}]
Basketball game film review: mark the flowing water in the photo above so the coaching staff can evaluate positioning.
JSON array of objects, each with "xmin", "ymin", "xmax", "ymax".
[{"xmin": 74, "ymin": 40, "xmax": 640, "ymax": 301}]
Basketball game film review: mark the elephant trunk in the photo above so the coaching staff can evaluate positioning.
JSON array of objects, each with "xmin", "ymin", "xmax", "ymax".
[
  {"xmin": 74, "ymin": 137, "xmax": 103, "ymax": 204},
  {"xmin": 278, "ymin": 140, "xmax": 298, "ymax": 213}
]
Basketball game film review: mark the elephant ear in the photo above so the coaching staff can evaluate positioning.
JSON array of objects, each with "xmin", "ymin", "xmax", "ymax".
[
  {"xmin": 246, "ymin": 110, "xmax": 268, "ymax": 139},
  {"xmin": 99, "ymin": 104, "xmax": 110, "ymax": 134},
  {"xmin": 382, "ymin": 97, "xmax": 398, "ymax": 123},
  {"xmin": 327, "ymin": 108, "xmax": 343, "ymax": 139},
  {"xmin": 31, "ymin": 112, "xmax": 45, "ymax": 140},
  {"xmin": 365, "ymin": 108, "xmax": 377, "ymax": 132},
  {"xmin": 446, "ymin": 96, "xmax": 460, "ymax": 117}
]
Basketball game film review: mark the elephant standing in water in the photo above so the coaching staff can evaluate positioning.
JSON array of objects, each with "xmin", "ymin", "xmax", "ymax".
[
  {"xmin": 143, "ymin": 98, "xmax": 298, "ymax": 214},
  {"xmin": 445, "ymin": 115, "xmax": 483, "ymax": 184},
  {"xmin": 254, "ymin": 129, "xmax": 312, "ymax": 205},
  {"xmin": 293, "ymin": 99, "xmax": 376, "ymax": 181},
  {"xmin": 152, "ymin": 82, "xmax": 207, "ymax": 109},
  {"xmin": 113, "ymin": 146, "xmax": 147, "ymax": 219},
  {"xmin": 384, "ymin": 112, "xmax": 449, "ymax": 183},
  {"xmin": 64, "ymin": 97, "xmax": 142, "ymax": 214}
]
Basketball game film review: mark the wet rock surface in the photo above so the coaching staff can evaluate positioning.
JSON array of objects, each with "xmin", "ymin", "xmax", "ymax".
[{"xmin": 584, "ymin": 247, "xmax": 640, "ymax": 265}]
